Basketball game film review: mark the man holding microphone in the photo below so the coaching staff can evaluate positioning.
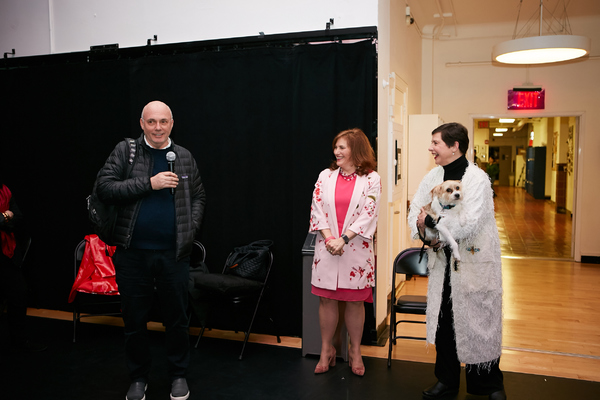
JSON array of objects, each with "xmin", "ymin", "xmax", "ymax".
[{"xmin": 96, "ymin": 100, "xmax": 205, "ymax": 400}]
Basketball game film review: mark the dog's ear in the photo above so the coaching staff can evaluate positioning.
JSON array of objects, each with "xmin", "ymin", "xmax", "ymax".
[
  {"xmin": 429, "ymin": 185, "xmax": 436, "ymax": 199},
  {"xmin": 431, "ymin": 184, "xmax": 444, "ymax": 198}
]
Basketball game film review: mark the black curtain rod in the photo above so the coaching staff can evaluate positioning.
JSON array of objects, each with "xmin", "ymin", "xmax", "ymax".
[{"xmin": 1, "ymin": 26, "xmax": 377, "ymax": 69}]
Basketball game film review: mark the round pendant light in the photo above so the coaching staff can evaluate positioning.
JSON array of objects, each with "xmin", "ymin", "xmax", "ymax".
[
  {"xmin": 493, "ymin": 34, "xmax": 591, "ymax": 64},
  {"xmin": 492, "ymin": 0, "xmax": 591, "ymax": 65}
]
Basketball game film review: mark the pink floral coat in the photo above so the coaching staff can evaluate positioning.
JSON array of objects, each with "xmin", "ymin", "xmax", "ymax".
[{"xmin": 309, "ymin": 168, "xmax": 381, "ymax": 290}]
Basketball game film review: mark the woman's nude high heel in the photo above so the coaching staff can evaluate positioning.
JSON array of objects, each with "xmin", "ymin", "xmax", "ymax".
[
  {"xmin": 314, "ymin": 348, "xmax": 337, "ymax": 374},
  {"xmin": 348, "ymin": 355, "xmax": 365, "ymax": 376}
]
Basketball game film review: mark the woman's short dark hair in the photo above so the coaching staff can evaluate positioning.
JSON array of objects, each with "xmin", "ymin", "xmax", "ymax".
[
  {"xmin": 432, "ymin": 122, "xmax": 469, "ymax": 155},
  {"xmin": 329, "ymin": 128, "xmax": 377, "ymax": 176}
]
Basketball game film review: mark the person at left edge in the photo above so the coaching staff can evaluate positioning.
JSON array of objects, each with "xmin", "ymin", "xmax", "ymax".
[
  {"xmin": 0, "ymin": 175, "xmax": 47, "ymax": 352},
  {"xmin": 96, "ymin": 101, "xmax": 205, "ymax": 400}
]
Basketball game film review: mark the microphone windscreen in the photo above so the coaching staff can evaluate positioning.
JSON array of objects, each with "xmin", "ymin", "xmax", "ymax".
[{"xmin": 166, "ymin": 151, "xmax": 176, "ymax": 162}]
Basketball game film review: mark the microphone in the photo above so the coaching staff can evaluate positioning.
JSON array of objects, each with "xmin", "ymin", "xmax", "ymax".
[{"xmin": 166, "ymin": 151, "xmax": 176, "ymax": 195}]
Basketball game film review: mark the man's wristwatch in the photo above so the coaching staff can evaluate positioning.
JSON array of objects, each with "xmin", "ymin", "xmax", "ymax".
[{"xmin": 341, "ymin": 234, "xmax": 350, "ymax": 244}]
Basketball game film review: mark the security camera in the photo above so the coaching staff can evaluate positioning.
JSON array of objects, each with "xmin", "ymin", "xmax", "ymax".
[{"xmin": 406, "ymin": 6, "xmax": 414, "ymax": 26}]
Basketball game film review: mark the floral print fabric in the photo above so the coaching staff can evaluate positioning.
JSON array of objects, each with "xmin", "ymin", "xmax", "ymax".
[{"xmin": 309, "ymin": 168, "xmax": 381, "ymax": 291}]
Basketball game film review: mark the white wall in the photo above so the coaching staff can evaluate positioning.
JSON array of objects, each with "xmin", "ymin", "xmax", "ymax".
[
  {"xmin": 473, "ymin": 125, "xmax": 488, "ymax": 164},
  {"xmin": 0, "ymin": 0, "xmax": 378, "ymax": 57},
  {"xmin": 376, "ymin": 0, "xmax": 423, "ymax": 334},
  {"xmin": 421, "ymin": 16, "xmax": 600, "ymax": 259},
  {"xmin": 0, "ymin": 0, "xmax": 50, "ymax": 57}
]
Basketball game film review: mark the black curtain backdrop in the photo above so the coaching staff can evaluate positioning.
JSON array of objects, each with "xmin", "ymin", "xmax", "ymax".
[{"xmin": 1, "ymin": 36, "xmax": 376, "ymax": 337}]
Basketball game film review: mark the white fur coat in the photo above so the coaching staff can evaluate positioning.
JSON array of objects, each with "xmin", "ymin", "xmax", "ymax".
[{"xmin": 408, "ymin": 162, "xmax": 503, "ymax": 365}]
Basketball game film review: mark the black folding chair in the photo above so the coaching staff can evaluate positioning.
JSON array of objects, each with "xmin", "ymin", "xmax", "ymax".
[
  {"xmin": 388, "ymin": 248, "xmax": 428, "ymax": 367},
  {"xmin": 190, "ymin": 248, "xmax": 280, "ymax": 360},
  {"xmin": 72, "ymin": 239, "xmax": 121, "ymax": 343}
]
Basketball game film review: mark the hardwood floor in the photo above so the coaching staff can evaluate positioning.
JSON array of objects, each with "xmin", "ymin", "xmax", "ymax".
[
  {"xmin": 494, "ymin": 185, "xmax": 572, "ymax": 258},
  {"xmin": 35, "ymin": 254, "xmax": 600, "ymax": 383},
  {"xmin": 30, "ymin": 186, "xmax": 599, "ymax": 384},
  {"xmin": 377, "ymin": 257, "xmax": 600, "ymax": 382}
]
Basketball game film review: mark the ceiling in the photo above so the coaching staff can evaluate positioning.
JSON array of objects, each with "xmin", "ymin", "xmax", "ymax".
[
  {"xmin": 474, "ymin": 117, "xmax": 536, "ymax": 141},
  {"xmin": 406, "ymin": 0, "xmax": 600, "ymax": 33},
  {"xmin": 406, "ymin": 1, "xmax": 596, "ymax": 141}
]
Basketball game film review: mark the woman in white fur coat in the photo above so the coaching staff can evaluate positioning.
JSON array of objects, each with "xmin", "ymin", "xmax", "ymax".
[
  {"xmin": 309, "ymin": 128, "xmax": 381, "ymax": 377},
  {"xmin": 408, "ymin": 123, "xmax": 506, "ymax": 400}
]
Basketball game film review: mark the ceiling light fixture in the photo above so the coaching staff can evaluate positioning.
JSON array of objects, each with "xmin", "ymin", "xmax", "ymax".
[
  {"xmin": 492, "ymin": 0, "xmax": 591, "ymax": 64},
  {"xmin": 493, "ymin": 133, "xmax": 504, "ymax": 137},
  {"xmin": 499, "ymin": 118, "xmax": 515, "ymax": 123},
  {"xmin": 495, "ymin": 128, "xmax": 508, "ymax": 132}
]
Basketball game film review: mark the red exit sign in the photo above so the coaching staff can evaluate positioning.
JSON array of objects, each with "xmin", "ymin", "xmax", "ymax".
[{"xmin": 507, "ymin": 89, "xmax": 545, "ymax": 110}]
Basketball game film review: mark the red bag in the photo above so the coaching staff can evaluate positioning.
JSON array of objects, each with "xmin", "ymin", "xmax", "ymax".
[{"xmin": 68, "ymin": 234, "xmax": 119, "ymax": 303}]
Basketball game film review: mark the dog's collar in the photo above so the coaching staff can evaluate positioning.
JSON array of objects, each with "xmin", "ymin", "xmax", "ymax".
[{"xmin": 439, "ymin": 201, "xmax": 456, "ymax": 210}]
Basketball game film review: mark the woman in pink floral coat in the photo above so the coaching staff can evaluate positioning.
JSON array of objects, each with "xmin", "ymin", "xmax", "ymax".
[{"xmin": 309, "ymin": 128, "xmax": 381, "ymax": 376}]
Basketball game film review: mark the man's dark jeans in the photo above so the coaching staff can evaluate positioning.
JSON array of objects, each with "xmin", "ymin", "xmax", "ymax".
[{"xmin": 113, "ymin": 247, "xmax": 190, "ymax": 382}]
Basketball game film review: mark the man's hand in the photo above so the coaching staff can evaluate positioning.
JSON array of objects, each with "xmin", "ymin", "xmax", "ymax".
[{"xmin": 150, "ymin": 171, "xmax": 179, "ymax": 190}]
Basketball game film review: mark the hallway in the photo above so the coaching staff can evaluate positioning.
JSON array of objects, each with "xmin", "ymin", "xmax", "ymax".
[{"xmin": 494, "ymin": 185, "xmax": 572, "ymax": 259}]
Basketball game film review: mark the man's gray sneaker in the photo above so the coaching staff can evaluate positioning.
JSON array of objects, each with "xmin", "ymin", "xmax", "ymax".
[
  {"xmin": 126, "ymin": 381, "xmax": 147, "ymax": 400},
  {"xmin": 170, "ymin": 378, "xmax": 190, "ymax": 400}
]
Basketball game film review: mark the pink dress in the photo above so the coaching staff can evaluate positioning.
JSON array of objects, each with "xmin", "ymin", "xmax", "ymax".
[{"xmin": 311, "ymin": 173, "xmax": 373, "ymax": 303}]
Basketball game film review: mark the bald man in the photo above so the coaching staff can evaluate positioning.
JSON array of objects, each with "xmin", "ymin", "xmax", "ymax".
[{"xmin": 96, "ymin": 101, "xmax": 205, "ymax": 400}]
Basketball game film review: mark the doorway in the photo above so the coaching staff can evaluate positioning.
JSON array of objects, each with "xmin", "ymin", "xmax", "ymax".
[
  {"xmin": 472, "ymin": 116, "xmax": 577, "ymax": 259},
  {"xmin": 489, "ymin": 146, "xmax": 512, "ymax": 186}
]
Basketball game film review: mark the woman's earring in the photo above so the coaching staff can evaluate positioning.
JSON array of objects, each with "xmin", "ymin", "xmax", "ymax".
[{"xmin": 453, "ymin": 152, "xmax": 455, "ymax": 155}]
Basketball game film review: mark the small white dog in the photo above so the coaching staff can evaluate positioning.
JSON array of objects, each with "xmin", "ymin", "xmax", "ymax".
[{"xmin": 422, "ymin": 180, "xmax": 463, "ymax": 261}]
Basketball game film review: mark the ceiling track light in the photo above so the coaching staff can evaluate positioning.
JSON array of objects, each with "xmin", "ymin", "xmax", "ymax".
[{"xmin": 492, "ymin": 0, "xmax": 591, "ymax": 65}]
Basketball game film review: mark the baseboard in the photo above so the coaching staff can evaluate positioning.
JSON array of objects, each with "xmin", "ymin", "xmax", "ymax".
[
  {"xmin": 361, "ymin": 315, "xmax": 389, "ymax": 347},
  {"xmin": 375, "ymin": 319, "xmax": 389, "ymax": 346},
  {"xmin": 581, "ymin": 255, "xmax": 600, "ymax": 264}
]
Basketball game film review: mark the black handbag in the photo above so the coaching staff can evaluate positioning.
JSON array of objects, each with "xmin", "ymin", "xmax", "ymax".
[
  {"xmin": 87, "ymin": 138, "xmax": 136, "ymax": 246},
  {"xmin": 225, "ymin": 240, "xmax": 273, "ymax": 281}
]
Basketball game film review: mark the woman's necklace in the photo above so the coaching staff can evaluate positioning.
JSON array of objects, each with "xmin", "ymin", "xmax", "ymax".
[{"xmin": 340, "ymin": 168, "xmax": 357, "ymax": 182}]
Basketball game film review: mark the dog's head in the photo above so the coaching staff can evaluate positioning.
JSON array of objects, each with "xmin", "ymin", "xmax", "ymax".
[{"xmin": 431, "ymin": 180, "xmax": 462, "ymax": 207}]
